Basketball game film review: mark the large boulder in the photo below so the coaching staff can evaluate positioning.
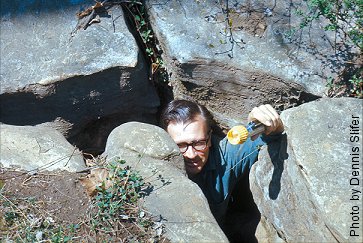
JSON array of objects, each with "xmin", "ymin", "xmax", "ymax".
[
  {"xmin": 0, "ymin": 124, "xmax": 86, "ymax": 172},
  {"xmin": 0, "ymin": 0, "xmax": 160, "ymax": 152},
  {"xmin": 250, "ymin": 97, "xmax": 363, "ymax": 242},
  {"xmin": 145, "ymin": 0, "xmax": 354, "ymax": 129},
  {"xmin": 102, "ymin": 122, "xmax": 228, "ymax": 242},
  {"xmin": 255, "ymin": 215, "xmax": 284, "ymax": 243}
]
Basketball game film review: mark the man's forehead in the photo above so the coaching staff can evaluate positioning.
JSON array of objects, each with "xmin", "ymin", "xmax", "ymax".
[
  {"xmin": 168, "ymin": 115, "xmax": 207, "ymax": 130},
  {"xmin": 167, "ymin": 117, "xmax": 208, "ymax": 142}
]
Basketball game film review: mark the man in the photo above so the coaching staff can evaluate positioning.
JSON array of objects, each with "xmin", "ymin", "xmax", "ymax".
[{"xmin": 160, "ymin": 99, "xmax": 284, "ymax": 242}]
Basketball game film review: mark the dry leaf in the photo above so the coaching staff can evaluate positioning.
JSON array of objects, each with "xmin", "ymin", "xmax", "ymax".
[
  {"xmin": 77, "ymin": 8, "xmax": 93, "ymax": 19},
  {"xmin": 92, "ymin": 2, "xmax": 103, "ymax": 10},
  {"xmin": 0, "ymin": 179, "xmax": 4, "ymax": 190},
  {"xmin": 151, "ymin": 63, "xmax": 159, "ymax": 74},
  {"xmin": 79, "ymin": 168, "xmax": 112, "ymax": 197}
]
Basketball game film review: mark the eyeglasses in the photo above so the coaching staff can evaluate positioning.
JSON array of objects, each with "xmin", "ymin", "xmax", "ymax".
[{"xmin": 177, "ymin": 132, "xmax": 211, "ymax": 154}]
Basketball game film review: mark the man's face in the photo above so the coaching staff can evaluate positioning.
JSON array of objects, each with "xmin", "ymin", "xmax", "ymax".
[{"xmin": 166, "ymin": 115, "xmax": 211, "ymax": 176}]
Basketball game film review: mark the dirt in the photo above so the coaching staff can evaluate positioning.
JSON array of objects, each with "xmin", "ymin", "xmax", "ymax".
[
  {"xmin": 213, "ymin": 5, "xmax": 267, "ymax": 38},
  {"xmin": 229, "ymin": 10, "xmax": 267, "ymax": 37},
  {"xmin": 0, "ymin": 169, "xmax": 168, "ymax": 242}
]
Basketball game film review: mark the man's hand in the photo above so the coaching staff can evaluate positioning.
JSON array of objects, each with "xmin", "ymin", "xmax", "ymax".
[{"xmin": 248, "ymin": 104, "xmax": 284, "ymax": 136}]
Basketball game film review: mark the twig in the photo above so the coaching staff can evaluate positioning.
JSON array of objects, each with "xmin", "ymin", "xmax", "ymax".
[
  {"xmin": 122, "ymin": 170, "xmax": 131, "ymax": 191},
  {"xmin": 0, "ymin": 193, "xmax": 31, "ymax": 224},
  {"xmin": 133, "ymin": 221, "xmax": 147, "ymax": 234},
  {"xmin": 21, "ymin": 175, "xmax": 37, "ymax": 186},
  {"xmin": 117, "ymin": 220, "xmax": 133, "ymax": 236},
  {"xmin": 214, "ymin": 0, "xmax": 245, "ymax": 58},
  {"xmin": 64, "ymin": 147, "xmax": 77, "ymax": 167}
]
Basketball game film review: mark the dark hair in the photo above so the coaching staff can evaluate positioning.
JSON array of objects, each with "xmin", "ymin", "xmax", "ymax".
[{"xmin": 160, "ymin": 99, "xmax": 214, "ymax": 130}]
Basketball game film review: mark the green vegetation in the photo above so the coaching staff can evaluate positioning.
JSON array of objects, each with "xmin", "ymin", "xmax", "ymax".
[
  {"xmin": 349, "ymin": 70, "xmax": 363, "ymax": 98},
  {"xmin": 73, "ymin": 0, "xmax": 169, "ymax": 84},
  {"xmin": 75, "ymin": 0, "xmax": 362, "ymax": 98},
  {"xmin": 124, "ymin": 1, "xmax": 169, "ymax": 83},
  {"xmin": 89, "ymin": 158, "xmax": 160, "ymax": 240},
  {"xmin": 295, "ymin": 0, "xmax": 362, "ymax": 50},
  {"xmin": 0, "ymin": 158, "xmax": 165, "ymax": 242},
  {"xmin": 0, "ymin": 194, "xmax": 79, "ymax": 242},
  {"xmin": 208, "ymin": 0, "xmax": 362, "ymax": 97},
  {"xmin": 293, "ymin": 0, "xmax": 362, "ymax": 98}
]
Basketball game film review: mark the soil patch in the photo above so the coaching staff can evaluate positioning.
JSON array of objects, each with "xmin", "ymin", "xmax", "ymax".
[{"xmin": 0, "ymin": 169, "xmax": 169, "ymax": 242}]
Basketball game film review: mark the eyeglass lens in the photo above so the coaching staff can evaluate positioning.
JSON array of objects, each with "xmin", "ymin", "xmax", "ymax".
[{"xmin": 178, "ymin": 140, "xmax": 208, "ymax": 153}]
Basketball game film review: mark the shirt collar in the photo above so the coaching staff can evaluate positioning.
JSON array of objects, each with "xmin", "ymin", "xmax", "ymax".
[{"xmin": 203, "ymin": 134, "xmax": 221, "ymax": 171}]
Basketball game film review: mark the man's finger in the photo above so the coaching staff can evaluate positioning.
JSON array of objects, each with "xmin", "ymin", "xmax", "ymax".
[
  {"xmin": 248, "ymin": 104, "xmax": 283, "ymax": 135},
  {"xmin": 258, "ymin": 105, "xmax": 278, "ymax": 129},
  {"xmin": 248, "ymin": 106, "xmax": 273, "ymax": 126}
]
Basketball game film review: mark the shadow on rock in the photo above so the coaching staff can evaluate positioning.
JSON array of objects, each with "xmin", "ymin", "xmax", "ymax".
[{"xmin": 267, "ymin": 133, "xmax": 288, "ymax": 200}]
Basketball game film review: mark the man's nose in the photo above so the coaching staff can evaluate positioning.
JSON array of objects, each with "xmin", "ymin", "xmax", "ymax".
[{"xmin": 183, "ymin": 145, "xmax": 197, "ymax": 159}]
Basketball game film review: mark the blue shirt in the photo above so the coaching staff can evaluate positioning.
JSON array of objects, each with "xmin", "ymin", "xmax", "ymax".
[{"xmin": 190, "ymin": 134, "xmax": 275, "ymax": 223}]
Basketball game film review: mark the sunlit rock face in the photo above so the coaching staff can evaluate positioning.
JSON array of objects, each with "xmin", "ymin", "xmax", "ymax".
[
  {"xmin": 0, "ymin": 0, "xmax": 160, "ymax": 153},
  {"xmin": 103, "ymin": 122, "xmax": 229, "ymax": 243},
  {"xmin": 144, "ymin": 0, "xmax": 359, "ymax": 131},
  {"xmin": 251, "ymin": 97, "xmax": 363, "ymax": 243},
  {"xmin": 0, "ymin": 124, "xmax": 87, "ymax": 172}
]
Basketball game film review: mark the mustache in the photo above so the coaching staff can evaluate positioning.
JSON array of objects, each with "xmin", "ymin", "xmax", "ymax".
[{"xmin": 184, "ymin": 156, "xmax": 201, "ymax": 163}]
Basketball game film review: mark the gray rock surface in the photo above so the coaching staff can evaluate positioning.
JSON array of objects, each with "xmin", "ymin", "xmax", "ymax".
[
  {"xmin": 250, "ymin": 97, "xmax": 363, "ymax": 242},
  {"xmin": 255, "ymin": 215, "xmax": 284, "ymax": 243},
  {"xmin": 145, "ymin": 0, "xmax": 352, "ymax": 129},
  {"xmin": 0, "ymin": 124, "xmax": 86, "ymax": 172},
  {"xmin": 1, "ymin": 0, "xmax": 136, "ymax": 92},
  {"xmin": 0, "ymin": 0, "xmax": 160, "ymax": 152},
  {"xmin": 102, "ymin": 122, "xmax": 228, "ymax": 242}
]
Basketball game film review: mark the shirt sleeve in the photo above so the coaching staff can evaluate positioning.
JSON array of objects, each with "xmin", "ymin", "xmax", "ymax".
[
  {"xmin": 218, "ymin": 135, "xmax": 266, "ymax": 179},
  {"xmin": 261, "ymin": 132, "xmax": 284, "ymax": 143}
]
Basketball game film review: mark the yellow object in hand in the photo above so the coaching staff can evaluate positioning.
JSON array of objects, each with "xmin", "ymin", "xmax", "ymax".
[{"xmin": 227, "ymin": 125, "xmax": 249, "ymax": 145}]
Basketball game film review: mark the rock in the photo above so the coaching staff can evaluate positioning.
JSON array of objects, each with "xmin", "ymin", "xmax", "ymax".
[
  {"xmin": 102, "ymin": 122, "xmax": 228, "ymax": 242},
  {"xmin": 0, "ymin": 124, "xmax": 86, "ymax": 172},
  {"xmin": 144, "ymin": 0, "xmax": 355, "ymax": 129},
  {"xmin": 250, "ymin": 97, "xmax": 363, "ymax": 242},
  {"xmin": 0, "ymin": 0, "xmax": 160, "ymax": 152},
  {"xmin": 255, "ymin": 215, "xmax": 284, "ymax": 243}
]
